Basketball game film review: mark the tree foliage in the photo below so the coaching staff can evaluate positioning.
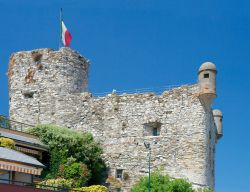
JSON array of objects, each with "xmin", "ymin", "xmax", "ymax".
[
  {"xmin": 58, "ymin": 157, "xmax": 91, "ymax": 187},
  {"xmin": 131, "ymin": 171, "xmax": 213, "ymax": 192},
  {"xmin": 27, "ymin": 124, "xmax": 106, "ymax": 186}
]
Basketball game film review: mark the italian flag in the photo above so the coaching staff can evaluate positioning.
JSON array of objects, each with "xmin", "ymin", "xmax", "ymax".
[{"xmin": 61, "ymin": 20, "xmax": 72, "ymax": 47}]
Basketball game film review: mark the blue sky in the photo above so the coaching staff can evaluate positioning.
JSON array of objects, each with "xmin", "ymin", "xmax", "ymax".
[{"xmin": 0, "ymin": 0, "xmax": 250, "ymax": 191}]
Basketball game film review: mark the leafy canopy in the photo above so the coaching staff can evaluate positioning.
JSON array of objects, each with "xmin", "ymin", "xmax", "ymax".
[{"xmin": 27, "ymin": 124, "xmax": 106, "ymax": 186}]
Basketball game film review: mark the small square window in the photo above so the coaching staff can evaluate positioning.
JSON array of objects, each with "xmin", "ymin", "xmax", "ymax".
[
  {"xmin": 23, "ymin": 92, "xmax": 34, "ymax": 99},
  {"xmin": 144, "ymin": 122, "xmax": 161, "ymax": 136},
  {"xmin": 116, "ymin": 169, "xmax": 123, "ymax": 179},
  {"xmin": 204, "ymin": 73, "xmax": 209, "ymax": 78}
]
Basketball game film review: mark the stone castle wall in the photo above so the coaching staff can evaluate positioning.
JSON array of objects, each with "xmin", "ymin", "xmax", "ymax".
[{"xmin": 8, "ymin": 48, "xmax": 218, "ymax": 191}]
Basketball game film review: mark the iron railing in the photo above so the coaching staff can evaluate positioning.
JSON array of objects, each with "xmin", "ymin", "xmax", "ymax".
[
  {"xmin": 92, "ymin": 84, "xmax": 192, "ymax": 97},
  {"xmin": 0, "ymin": 178, "xmax": 83, "ymax": 192},
  {"xmin": 0, "ymin": 115, "xmax": 34, "ymax": 132}
]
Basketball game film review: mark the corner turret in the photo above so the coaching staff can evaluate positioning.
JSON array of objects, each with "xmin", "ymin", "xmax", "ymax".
[
  {"xmin": 213, "ymin": 109, "xmax": 223, "ymax": 140},
  {"xmin": 198, "ymin": 62, "xmax": 217, "ymax": 107}
]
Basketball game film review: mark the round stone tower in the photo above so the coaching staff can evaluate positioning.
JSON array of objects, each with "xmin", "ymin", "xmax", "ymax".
[
  {"xmin": 213, "ymin": 109, "xmax": 223, "ymax": 139},
  {"xmin": 8, "ymin": 48, "xmax": 89, "ymax": 126},
  {"xmin": 198, "ymin": 62, "xmax": 217, "ymax": 107}
]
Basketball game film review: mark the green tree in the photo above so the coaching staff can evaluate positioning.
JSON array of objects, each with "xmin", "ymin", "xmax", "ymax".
[{"xmin": 27, "ymin": 124, "xmax": 106, "ymax": 186}]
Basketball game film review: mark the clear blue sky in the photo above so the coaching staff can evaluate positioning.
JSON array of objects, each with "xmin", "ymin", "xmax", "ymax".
[{"xmin": 0, "ymin": 1, "xmax": 249, "ymax": 191}]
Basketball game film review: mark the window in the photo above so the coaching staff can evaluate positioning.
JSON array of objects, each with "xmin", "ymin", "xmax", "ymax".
[
  {"xmin": 153, "ymin": 127, "xmax": 159, "ymax": 136},
  {"xmin": 204, "ymin": 73, "xmax": 209, "ymax": 78},
  {"xmin": 23, "ymin": 91, "xmax": 34, "ymax": 99},
  {"xmin": 0, "ymin": 170, "xmax": 10, "ymax": 184},
  {"xmin": 116, "ymin": 169, "xmax": 123, "ymax": 179},
  {"xmin": 144, "ymin": 122, "xmax": 161, "ymax": 136}
]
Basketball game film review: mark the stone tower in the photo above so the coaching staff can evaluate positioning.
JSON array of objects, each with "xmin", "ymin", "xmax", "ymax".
[
  {"xmin": 8, "ymin": 48, "xmax": 223, "ymax": 191},
  {"xmin": 8, "ymin": 48, "xmax": 89, "ymax": 125}
]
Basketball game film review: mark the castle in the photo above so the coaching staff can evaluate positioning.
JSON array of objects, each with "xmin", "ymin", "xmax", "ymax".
[{"xmin": 8, "ymin": 48, "xmax": 223, "ymax": 191}]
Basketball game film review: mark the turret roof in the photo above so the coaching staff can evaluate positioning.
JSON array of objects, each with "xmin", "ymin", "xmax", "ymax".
[{"xmin": 199, "ymin": 62, "xmax": 217, "ymax": 72}]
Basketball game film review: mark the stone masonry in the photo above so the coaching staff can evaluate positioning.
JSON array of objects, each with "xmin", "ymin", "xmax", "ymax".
[{"xmin": 8, "ymin": 48, "xmax": 223, "ymax": 191}]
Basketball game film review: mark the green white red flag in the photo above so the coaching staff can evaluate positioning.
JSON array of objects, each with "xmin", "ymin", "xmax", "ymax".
[{"xmin": 61, "ymin": 20, "xmax": 72, "ymax": 47}]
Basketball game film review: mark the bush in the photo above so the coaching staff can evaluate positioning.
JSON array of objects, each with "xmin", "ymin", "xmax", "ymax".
[
  {"xmin": 169, "ymin": 179, "xmax": 193, "ymax": 192},
  {"xmin": 58, "ymin": 157, "xmax": 90, "ymax": 187},
  {"xmin": 131, "ymin": 171, "xmax": 171, "ymax": 192},
  {"xmin": 74, "ymin": 185, "xmax": 108, "ymax": 192},
  {"xmin": 38, "ymin": 178, "xmax": 73, "ymax": 190},
  {"xmin": 27, "ymin": 125, "xmax": 106, "ymax": 186},
  {"xmin": 131, "ymin": 170, "xmax": 210, "ymax": 192},
  {"xmin": 0, "ymin": 137, "xmax": 15, "ymax": 149}
]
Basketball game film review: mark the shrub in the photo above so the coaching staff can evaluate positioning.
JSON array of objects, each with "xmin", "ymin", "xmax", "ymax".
[
  {"xmin": 58, "ymin": 157, "xmax": 91, "ymax": 187},
  {"xmin": 131, "ymin": 170, "xmax": 208, "ymax": 192},
  {"xmin": 169, "ymin": 178, "xmax": 193, "ymax": 192},
  {"xmin": 131, "ymin": 171, "xmax": 171, "ymax": 192},
  {"xmin": 0, "ymin": 137, "xmax": 15, "ymax": 149},
  {"xmin": 74, "ymin": 185, "xmax": 108, "ymax": 192},
  {"xmin": 38, "ymin": 178, "xmax": 73, "ymax": 190},
  {"xmin": 27, "ymin": 124, "xmax": 106, "ymax": 186}
]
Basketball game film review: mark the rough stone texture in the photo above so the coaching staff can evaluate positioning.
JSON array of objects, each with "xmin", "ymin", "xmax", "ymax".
[
  {"xmin": 8, "ymin": 48, "xmax": 221, "ymax": 191},
  {"xmin": 8, "ymin": 48, "xmax": 89, "ymax": 125}
]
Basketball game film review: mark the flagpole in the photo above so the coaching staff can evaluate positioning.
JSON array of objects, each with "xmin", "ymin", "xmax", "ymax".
[{"xmin": 59, "ymin": 8, "xmax": 62, "ymax": 49}]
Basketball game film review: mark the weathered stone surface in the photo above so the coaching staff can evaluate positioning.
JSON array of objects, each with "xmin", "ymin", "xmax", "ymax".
[{"xmin": 8, "ymin": 48, "xmax": 220, "ymax": 191}]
